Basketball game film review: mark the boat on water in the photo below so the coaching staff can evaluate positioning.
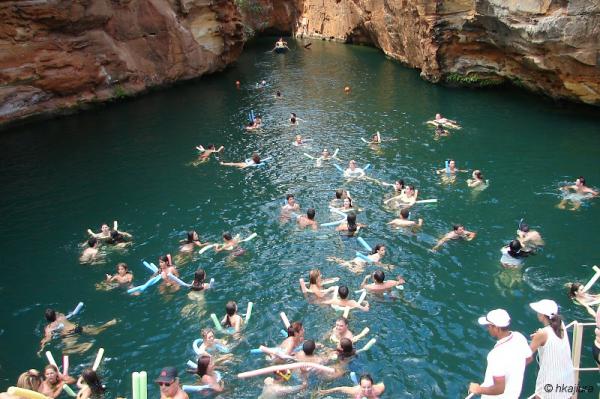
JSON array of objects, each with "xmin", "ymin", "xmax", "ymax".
[{"xmin": 273, "ymin": 38, "xmax": 289, "ymax": 53}]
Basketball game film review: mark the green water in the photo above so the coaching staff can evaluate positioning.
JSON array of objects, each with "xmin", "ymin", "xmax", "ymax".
[{"xmin": 1, "ymin": 37, "xmax": 599, "ymax": 397}]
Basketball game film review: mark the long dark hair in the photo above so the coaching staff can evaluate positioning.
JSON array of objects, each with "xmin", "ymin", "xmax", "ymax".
[
  {"xmin": 196, "ymin": 355, "xmax": 211, "ymax": 378},
  {"xmin": 81, "ymin": 368, "xmax": 105, "ymax": 396},
  {"xmin": 191, "ymin": 269, "xmax": 206, "ymax": 291},
  {"xmin": 224, "ymin": 301, "xmax": 237, "ymax": 327},
  {"xmin": 547, "ymin": 313, "xmax": 564, "ymax": 339},
  {"xmin": 346, "ymin": 213, "xmax": 357, "ymax": 235},
  {"xmin": 568, "ymin": 283, "xmax": 582, "ymax": 299},
  {"xmin": 337, "ymin": 338, "xmax": 356, "ymax": 360}
]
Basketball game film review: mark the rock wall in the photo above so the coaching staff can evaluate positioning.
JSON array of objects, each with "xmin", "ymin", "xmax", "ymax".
[
  {"xmin": 293, "ymin": 0, "xmax": 600, "ymax": 105},
  {"xmin": 0, "ymin": 0, "xmax": 245, "ymax": 125}
]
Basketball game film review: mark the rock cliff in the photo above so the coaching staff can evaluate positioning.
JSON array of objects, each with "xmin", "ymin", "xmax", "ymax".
[
  {"xmin": 0, "ymin": 0, "xmax": 245, "ymax": 125},
  {"xmin": 292, "ymin": 0, "xmax": 600, "ymax": 105}
]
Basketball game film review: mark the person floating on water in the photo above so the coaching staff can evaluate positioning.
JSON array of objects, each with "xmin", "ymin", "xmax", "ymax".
[
  {"xmin": 467, "ymin": 170, "xmax": 488, "ymax": 190},
  {"xmin": 361, "ymin": 270, "xmax": 405, "ymax": 294},
  {"xmin": 86, "ymin": 223, "xmax": 111, "ymax": 241},
  {"xmin": 434, "ymin": 124, "xmax": 449, "ymax": 139},
  {"xmin": 331, "ymin": 189, "xmax": 351, "ymax": 208},
  {"xmin": 387, "ymin": 208, "xmax": 423, "ymax": 230},
  {"xmin": 296, "ymin": 208, "xmax": 318, "ymax": 230},
  {"xmin": 281, "ymin": 194, "xmax": 300, "ymax": 217},
  {"xmin": 500, "ymin": 240, "xmax": 528, "ymax": 268},
  {"xmin": 0, "ymin": 369, "xmax": 43, "ymax": 399},
  {"xmin": 272, "ymin": 37, "xmax": 289, "ymax": 52},
  {"xmin": 105, "ymin": 262, "xmax": 133, "ymax": 285},
  {"xmin": 336, "ymin": 212, "xmax": 365, "ymax": 236},
  {"xmin": 196, "ymin": 144, "xmax": 224, "ymax": 162},
  {"xmin": 39, "ymin": 308, "xmax": 116, "ymax": 355},
  {"xmin": 220, "ymin": 153, "xmax": 263, "ymax": 169},
  {"xmin": 214, "ymin": 232, "xmax": 240, "ymax": 252},
  {"xmin": 80, "ymin": 238, "xmax": 101, "ymax": 264},
  {"xmin": 436, "ymin": 159, "xmax": 467, "ymax": 176},
  {"xmin": 429, "ymin": 113, "xmax": 461, "ymax": 129},
  {"xmin": 289, "ymin": 113, "xmax": 299, "ymax": 126},
  {"xmin": 299, "ymin": 269, "xmax": 339, "ymax": 300},
  {"xmin": 190, "ymin": 268, "xmax": 211, "ymax": 292},
  {"xmin": 246, "ymin": 115, "xmax": 262, "ymax": 131},
  {"xmin": 293, "ymin": 135, "xmax": 306, "ymax": 146},
  {"xmin": 567, "ymin": 282, "xmax": 600, "ymax": 317},
  {"xmin": 156, "ymin": 367, "xmax": 188, "ymax": 399},
  {"xmin": 260, "ymin": 321, "xmax": 305, "ymax": 358},
  {"xmin": 432, "ymin": 224, "xmax": 476, "ymax": 251},
  {"xmin": 319, "ymin": 373, "xmax": 385, "ymax": 398},
  {"xmin": 38, "ymin": 365, "xmax": 76, "ymax": 399},
  {"xmin": 221, "ymin": 301, "xmax": 243, "ymax": 333},
  {"xmin": 179, "ymin": 230, "xmax": 208, "ymax": 253},
  {"xmin": 344, "ymin": 160, "xmax": 366, "ymax": 178},
  {"xmin": 75, "ymin": 368, "xmax": 106, "ymax": 399},
  {"xmin": 259, "ymin": 370, "xmax": 307, "ymax": 398},
  {"xmin": 558, "ymin": 176, "xmax": 598, "ymax": 210},
  {"xmin": 194, "ymin": 355, "xmax": 224, "ymax": 392},
  {"xmin": 328, "ymin": 244, "xmax": 389, "ymax": 274},
  {"xmin": 154, "ymin": 254, "xmax": 179, "ymax": 287},
  {"xmin": 322, "ymin": 286, "xmax": 369, "ymax": 312},
  {"xmin": 516, "ymin": 223, "xmax": 544, "ymax": 253},
  {"xmin": 387, "ymin": 185, "xmax": 418, "ymax": 208},
  {"xmin": 197, "ymin": 328, "xmax": 229, "ymax": 358}
]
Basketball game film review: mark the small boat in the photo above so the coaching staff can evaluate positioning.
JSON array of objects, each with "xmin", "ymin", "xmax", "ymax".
[{"xmin": 274, "ymin": 45, "xmax": 289, "ymax": 54}]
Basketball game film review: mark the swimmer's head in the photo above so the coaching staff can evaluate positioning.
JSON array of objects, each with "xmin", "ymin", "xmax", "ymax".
[
  {"xmin": 568, "ymin": 283, "xmax": 583, "ymax": 299},
  {"xmin": 435, "ymin": 113, "xmax": 442, "ymax": 119},
  {"xmin": 371, "ymin": 244, "xmax": 386, "ymax": 256},
  {"xmin": 88, "ymin": 237, "xmax": 98, "ymax": 248},
  {"xmin": 576, "ymin": 176, "xmax": 586, "ymax": 186},
  {"xmin": 291, "ymin": 117, "xmax": 297, "ymax": 124},
  {"xmin": 276, "ymin": 91, "xmax": 281, "ymax": 97},
  {"xmin": 110, "ymin": 230, "xmax": 124, "ymax": 242},
  {"xmin": 196, "ymin": 355, "xmax": 211, "ymax": 377},
  {"xmin": 101, "ymin": 224, "xmax": 110, "ymax": 233},
  {"xmin": 225, "ymin": 301, "xmax": 237, "ymax": 316},
  {"xmin": 81, "ymin": 368, "xmax": 105, "ymax": 395},
  {"xmin": 201, "ymin": 328, "xmax": 215, "ymax": 344},
  {"xmin": 252, "ymin": 154, "xmax": 261, "ymax": 164},
  {"xmin": 273, "ymin": 369, "xmax": 291, "ymax": 382},
  {"xmin": 400, "ymin": 208, "xmax": 410, "ymax": 219},
  {"xmin": 373, "ymin": 270, "xmax": 385, "ymax": 283},
  {"xmin": 44, "ymin": 365, "xmax": 60, "ymax": 384},
  {"xmin": 395, "ymin": 180, "xmax": 405, "ymax": 190},
  {"xmin": 307, "ymin": 208, "xmax": 316, "ymax": 220},
  {"xmin": 436, "ymin": 124, "xmax": 443, "ymax": 129},
  {"xmin": 302, "ymin": 339, "xmax": 316, "ymax": 355},
  {"xmin": 223, "ymin": 232, "xmax": 233, "ymax": 241},
  {"xmin": 343, "ymin": 197, "xmax": 352, "ymax": 208},
  {"xmin": 359, "ymin": 374, "xmax": 374, "ymax": 394},
  {"xmin": 207, "ymin": 144, "xmax": 215, "ymax": 150},
  {"xmin": 337, "ymin": 338, "xmax": 355, "ymax": 359},
  {"xmin": 17, "ymin": 369, "xmax": 42, "ymax": 391},
  {"xmin": 473, "ymin": 170, "xmax": 482, "ymax": 179},
  {"xmin": 289, "ymin": 321, "xmax": 304, "ymax": 339},
  {"xmin": 309, "ymin": 269, "xmax": 321, "ymax": 285},
  {"xmin": 448, "ymin": 159, "xmax": 456, "ymax": 168},
  {"xmin": 193, "ymin": 268, "xmax": 206, "ymax": 284},
  {"xmin": 117, "ymin": 262, "xmax": 128, "ymax": 275},
  {"xmin": 338, "ymin": 285, "xmax": 349, "ymax": 299},
  {"xmin": 335, "ymin": 317, "xmax": 349, "ymax": 334},
  {"xmin": 348, "ymin": 160, "xmax": 357, "ymax": 169},
  {"xmin": 344, "ymin": 86, "xmax": 351, "ymax": 93},
  {"xmin": 187, "ymin": 231, "xmax": 199, "ymax": 243},
  {"xmin": 261, "ymin": 80, "xmax": 266, "ymax": 85},
  {"xmin": 295, "ymin": 134, "xmax": 302, "ymax": 142},
  {"xmin": 159, "ymin": 255, "xmax": 171, "ymax": 268},
  {"xmin": 507, "ymin": 240, "xmax": 522, "ymax": 256},
  {"xmin": 335, "ymin": 189, "xmax": 345, "ymax": 199},
  {"xmin": 405, "ymin": 185, "xmax": 415, "ymax": 194},
  {"xmin": 286, "ymin": 194, "xmax": 295, "ymax": 204},
  {"xmin": 291, "ymin": 113, "xmax": 297, "ymax": 118},
  {"xmin": 45, "ymin": 308, "xmax": 57, "ymax": 323},
  {"xmin": 453, "ymin": 224, "xmax": 465, "ymax": 234},
  {"xmin": 346, "ymin": 212, "xmax": 357, "ymax": 227},
  {"xmin": 322, "ymin": 148, "xmax": 330, "ymax": 156},
  {"xmin": 518, "ymin": 223, "xmax": 530, "ymax": 233}
]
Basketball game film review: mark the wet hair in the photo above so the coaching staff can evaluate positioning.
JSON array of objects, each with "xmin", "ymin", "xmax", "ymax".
[
  {"xmin": 346, "ymin": 212, "xmax": 357, "ymax": 234},
  {"xmin": 291, "ymin": 113, "xmax": 297, "ymax": 118},
  {"xmin": 117, "ymin": 262, "xmax": 129, "ymax": 273},
  {"xmin": 474, "ymin": 170, "xmax": 483, "ymax": 179},
  {"xmin": 201, "ymin": 328, "xmax": 214, "ymax": 339},
  {"xmin": 336, "ymin": 317, "xmax": 349, "ymax": 326},
  {"xmin": 568, "ymin": 283, "xmax": 582, "ymax": 299},
  {"xmin": 207, "ymin": 144, "xmax": 215, "ymax": 150},
  {"xmin": 196, "ymin": 355, "xmax": 211, "ymax": 378},
  {"xmin": 507, "ymin": 240, "xmax": 526, "ymax": 258},
  {"xmin": 400, "ymin": 208, "xmax": 410, "ymax": 219},
  {"xmin": 306, "ymin": 208, "xmax": 316, "ymax": 220},
  {"xmin": 223, "ymin": 232, "xmax": 233, "ymax": 241},
  {"xmin": 224, "ymin": 301, "xmax": 237, "ymax": 327},
  {"xmin": 17, "ymin": 369, "xmax": 42, "ymax": 391},
  {"xmin": 302, "ymin": 339, "xmax": 316, "ymax": 355},
  {"xmin": 191, "ymin": 268, "xmax": 206, "ymax": 291},
  {"xmin": 276, "ymin": 91, "xmax": 281, "ymax": 97},
  {"xmin": 309, "ymin": 269, "xmax": 321, "ymax": 285},
  {"xmin": 286, "ymin": 194, "xmax": 294, "ymax": 201},
  {"xmin": 159, "ymin": 255, "xmax": 171, "ymax": 266},
  {"xmin": 44, "ymin": 364, "xmax": 59, "ymax": 377},
  {"xmin": 109, "ymin": 230, "xmax": 125, "ymax": 243},
  {"xmin": 287, "ymin": 321, "xmax": 303, "ymax": 337},
  {"xmin": 436, "ymin": 124, "xmax": 443, "ymax": 130},
  {"xmin": 81, "ymin": 368, "xmax": 105, "ymax": 396},
  {"xmin": 335, "ymin": 189, "xmax": 345, "ymax": 199},
  {"xmin": 373, "ymin": 270, "xmax": 385, "ymax": 283},
  {"xmin": 360, "ymin": 374, "xmax": 374, "ymax": 385},
  {"xmin": 578, "ymin": 176, "xmax": 586, "ymax": 185},
  {"xmin": 45, "ymin": 308, "xmax": 57, "ymax": 323},
  {"xmin": 290, "ymin": 117, "xmax": 297, "ymax": 124},
  {"xmin": 337, "ymin": 338, "xmax": 356, "ymax": 360},
  {"xmin": 344, "ymin": 197, "xmax": 353, "ymax": 208},
  {"xmin": 406, "ymin": 185, "xmax": 415, "ymax": 192},
  {"xmin": 519, "ymin": 223, "xmax": 530, "ymax": 233},
  {"xmin": 186, "ymin": 231, "xmax": 198, "ymax": 243},
  {"xmin": 338, "ymin": 286, "xmax": 349, "ymax": 299},
  {"xmin": 395, "ymin": 180, "xmax": 405, "ymax": 189},
  {"xmin": 252, "ymin": 154, "xmax": 261, "ymax": 164},
  {"xmin": 370, "ymin": 244, "xmax": 384, "ymax": 255},
  {"xmin": 88, "ymin": 237, "xmax": 97, "ymax": 247},
  {"xmin": 453, "ymin": 224, "xmax": 463, "ymax": 231}
]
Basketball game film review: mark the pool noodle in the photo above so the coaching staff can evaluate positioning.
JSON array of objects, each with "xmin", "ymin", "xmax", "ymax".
[
  {"xmin": 280, "ymin": 312, "xmax": 291, "ymax": 328},
  {"xmin": 332, "ymin": 148, "xmax": 339, "ymax": 158},
  {"xmin": 66, "ymin": 302, "xmax": 84, "ymax": 319},
  {"xmin": 357, "ymin": 237, "xmax": 372, "ymax": 251},
  {"xmin": 92, "ymin": 347, "xmax": 104, "ymax": 371},
  {"xmin": 167, "ymin": 273, "xmax": 191, "ymax": 288},
  {"xmin": 360, "ymin": 138, "xmax": 369, "ymax": 143},
  {"xmin": 241, "ymin": 233, "xmax": 257, "ymax": 242},
  {"xmin": 350, "ymin": 371, "xmax": 359, "ymax": 385},
  {"xmin": 321, "ymin": 218, "xmax": 346, "ymax": 227},
  {"xmin": 333, "ymin": 164, "xmax": 344, "ymax": 173},
  {"xmin": 183, "ymin": 384, "xmax": 211, "ymax": 392},
  {"xmin": 209, "ymin": 278, "xmax": 215, "ymax": 288},
  {"xmin": 415, "ymin": 199, "xmax": 437, "ymax": 204},
  {"xmin": 187, "ymin": 359, "xmax": 197, "ymax": 368},
  {"xmin": 245, "ymin": 302, "xmax": 253, "ymax": 324},
  {"xmin": 139, "ymin": 371, "xmax": 147, "ymax": 399},
  {"xmin": 132, "ymin": 372, "xmax": 140, "ymax": 399},
  {"xmin": 62, "ymin": 355, "xmax": 69, "ymax": 375},
  {"xmin": 583, "ymin": 265, "xmax": 600, "ymax": 292},
  {"xmin": 62, "ymin": 385, "xmax": 76, "ymax": 397},
  {"xmin": 45, "ymin": 351, "xmax": 58, "ymax": 367},
  {"xmin": 363, "ymin": 164, "xmax": 371, "ymax": 171},
  {"xmin": 238, "ymin": 362, "xmax": 335, "ymax": 378},
  {"xmin": 210, "ymin": 313, "xmax": 225, "ymax": 332},
  {"xmin": 329, "ymin": 207, "xmax": 347, "ymax": 217},
  {"xmin": 357, "ymin": 338, "xmax": 376, "ymax": 353},
  {"xmin": 303, "ymin": 153, "xmax": 315, "ymax": 159},
  {"xmin": 445, "ymin": 160, "xmax": 450, "ymax": 174},
  {"xmin": 280, "ymin": 329, "xmax": 288, "ymax": 337},
  {"xmin": 199, "ymin": 244, "xmax": 215, "ymax": 254},
  {"xmin": 7, "ymin": 388, "xmax": 51, "ymax": 399},
  {"xmin": 355, "ymin": 251, "xmax": 373, "ymax": 263},
  {"xmin": 143, "ymin": 261, "xmax": 158, "ymax": 273},
  {"xmin": 127, "ymin": 275, "xmax": 162, "ymax": 294}
]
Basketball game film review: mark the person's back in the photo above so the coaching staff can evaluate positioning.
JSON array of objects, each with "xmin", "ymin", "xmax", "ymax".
[
  {"xmin": 482, "ymin": 331, "xmax": 530, "ymax": 399},
  {"xmin": 536, "ymin": 324, "xmax": 574, "ymax": 397}
]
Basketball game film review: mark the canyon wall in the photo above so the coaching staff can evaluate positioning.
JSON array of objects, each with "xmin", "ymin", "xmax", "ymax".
[
  {"xmin": 292, "ymin": 0, "xmax": 600, "ymax": 105},
  {"xmin": 0, "ymin": 0, "xmax": 245, "ymax": 125}
]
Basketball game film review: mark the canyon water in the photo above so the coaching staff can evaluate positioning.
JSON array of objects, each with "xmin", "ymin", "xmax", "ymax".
[{"xmin": 0, "ymin": 37, "xmax": 599, "ymax": 398}]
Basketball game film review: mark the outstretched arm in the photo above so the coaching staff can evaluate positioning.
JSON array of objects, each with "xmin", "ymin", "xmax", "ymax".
[{"xmin": 318, "ymin": 386, "xmax": 355, "ymax": 395}]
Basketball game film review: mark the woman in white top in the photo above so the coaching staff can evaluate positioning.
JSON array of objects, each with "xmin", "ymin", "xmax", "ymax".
[{"xmin": 529, "ymin": 299, "xmax": 574, "ymax": 399}]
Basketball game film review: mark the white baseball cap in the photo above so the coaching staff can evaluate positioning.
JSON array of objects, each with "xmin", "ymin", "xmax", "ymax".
[
  {"xmin": 529, "ymin": 299, "xmax": 558, "ymax": 317},
  {"xmin": 478, "ymin": 309, "xmax": 511, "ymax": 328}
]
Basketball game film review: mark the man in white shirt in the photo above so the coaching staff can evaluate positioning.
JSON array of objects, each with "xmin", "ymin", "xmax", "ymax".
[{"xmin": 469, "ymin": 309, "xmax": 533, "ymax": 398}]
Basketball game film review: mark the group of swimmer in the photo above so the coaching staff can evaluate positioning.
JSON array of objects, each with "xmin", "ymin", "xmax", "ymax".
[{"xmin": 8, "ymin": 72, "xmax": 600, "ymax": 399}]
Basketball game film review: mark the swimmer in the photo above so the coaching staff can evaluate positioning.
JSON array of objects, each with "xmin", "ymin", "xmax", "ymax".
[
  {"xmin": 299, "ymin": 269, "xmax": 339, "ymax": 299},
  {"xmin": 290, "ymin": 116, "xmax": 298, "ymax": 126},
  {"xmin": 516, "ymin": 223, "xmax": 544, "ymax": 252},
  {"xmin": 436, "ymin": 159, "xmax": 467, "ymax": 175},
  {"xmin": 431, "ymin": 113, "xmax": 461, "ymax": 129},
  {"xmin": 329, "ymin": 317, "xmax": 369, "ymax": 344},
  {"xmin": 221, "ymin": 301, "xmax": 243, "ymax": 332},
  {"xmin": 261, "ymin": 322, "xmax": 305, "ymax": 359},
  {"xmin": 275, "ymin": 91, "xmax": 282, "ymax": 99},
  {"xmin": 106, "ymin": 230, "xmax": 132, "ymax": 248},
  {"xmin": 154, "ymin": 255, "xmax": 179, "ymax": 286},
  {"xmin": 558, "ymin": 176, "xmax": 598, "ymax": 210},
  {"xmin": 246, "ymin": 115, "xmax": 262, "ymax": 130},
  {"xmin": 388, "ymin": 185, "xmax": 418, "ymax": 208},
  {"xmin": 434, "ymin": 124, "xmax": 449, "ymax": 139},
  {"xmin": 322, "ymin": 286, "xmax": 369, "ymax": 312},
  {"xmin": 214, "ymin": 232, "xmax": 240, "ymax": 252},
  {"xmin": 196, "ymin": 144, "xmax": 224, "ymax": 161},
  {"xmin": 273, "ymin": 37, "xmax": 289, "ymax": 51},
  {"xmin": 328, "ymin": 243, "xmax": 389, "ymax": 274},
  {"xmin": 334, "ymin": 197, "xmax": 362, "ymax": 213},
  {"xmin": 432, "ymin": 224, "xmax": 476, "ymax": 251},
  {"xmin": 220, "ymin": 153, "xmax": 262, "ymax": 168},
  {"xmin": 330, "ymin": 189, "xmax": 351, "ymax": 208},
  {"xmin": 39, "ymin": 365, "xmax": 76, "ymax": 398},
  {"xmin": 293, "ymin": 135, "xmax": 305, "ymax": 146},
  {"xmin": 194, "ymin": 356, "xmax": 224, "ymax": 392},
  {"xmin": 295, "ymin": 339, "xmax": 326, "ymax": 364},
  {"xmin": 568, "ymin": 283, "xmax": 600, "ymax": 317},
  {"xmin": 393, "ymin": 180, "xmax": 405, "ymax": 193},
  {"xmin": 75, "ymin": 368, "xmax": 105, "ymax": 399},
  {"xmin": 467, "ymin": 170, "xmax": 487, "ymax": 189},
  {"xmin": 197, "ymin": 328, "xmax": 228, "ymax": 356},
  {"xmin": 0, "ymin": 369, "xmax": 42, "ymax": 399},
  {"xmin": 500, "ymin": 240, "xmax": 528, "ymax": 268},
  {"xmin": 344, "ymin": 86, "xmax": 351, "ymax": 94},
  {"xmin": 344, "ymin": 160, "xmax": 365, "ymax": 178},
  {"xmin": 296, "ymin": 208, "xmax": 318, "ymax": 231},
  {"xmin": 361, "ymin": 270, "xmax": 405, "ymax": 293},
  {"xmin": 86, "ymin": 223, "xmax": 111, "ymax": 241},
  {"xmin": 155, "ymin": 367, "xmax": 188, "ymax": 399},
  {"xmin": 259, "ymin": 372, "xmax": 307, "ymax": 399},
  {"xmin": 318, "ymin": 373, "xmax": 385, "ymax": 398},
  {"xmin": 79, "ymin": 238, "xmax": 100, "ymax": 264},
  {"xmin": 363, "ymin": 132, "xmax": 381, "ymax": 145},
  {"xmin": 190, "ymin": 268, "xmax": 211, "ymax": 291},
  {"xmin": 105, "ymin": 262, "xmax": 133, "ymax": 285},
  {"xmin": 179, "ymin": 231, "xmax": 208, "ymax": 253},
  {"xmin": 336, "ymin": 212, "xmax": 365, "ymax": 236},
  {"xmin": 387, "ymin": 208, "xmax": 423, "ymax": 229}
]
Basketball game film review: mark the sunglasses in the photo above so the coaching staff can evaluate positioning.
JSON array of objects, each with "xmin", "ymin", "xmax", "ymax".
[{"xmin": 157, "ymin": 382, "xmax": 173, "ymax": 387}]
